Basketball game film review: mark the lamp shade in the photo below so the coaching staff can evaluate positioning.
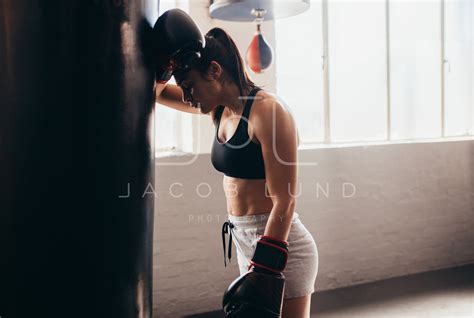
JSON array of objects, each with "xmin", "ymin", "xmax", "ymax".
[{"xmin": 209, "ymin": 0, "xmax": 310, "ymax": 22}]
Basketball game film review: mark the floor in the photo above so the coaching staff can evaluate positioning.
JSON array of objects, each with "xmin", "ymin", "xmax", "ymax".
[
  {"xmin": 312, "ymin": 265, "xmax": 473, "ymax": 318},
  {"xmin": 186, "ymin": 264, "xmax": 473, "ymax": 318}
]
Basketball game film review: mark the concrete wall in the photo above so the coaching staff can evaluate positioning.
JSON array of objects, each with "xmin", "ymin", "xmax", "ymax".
[{"xmin": 152, "ymin": 139, "xmax": 474, "ymax": 317}]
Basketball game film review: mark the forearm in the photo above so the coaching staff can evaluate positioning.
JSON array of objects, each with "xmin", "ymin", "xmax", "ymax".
[
  {"xmin": 263, "ymin": 200, "xmax": 295, "ymax": 242},
  {"xmin": 155, "ymin": 82, "xmax": 167, "ymax": 97},
  {"xmin": 155, "ymin": 83, "xmax": 202, "ymax": 115}
]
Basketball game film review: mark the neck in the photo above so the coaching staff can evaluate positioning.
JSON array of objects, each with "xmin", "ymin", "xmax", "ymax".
[{"xmin": 220, "ymin": 82, "xmax": 251, "ymax": 115}]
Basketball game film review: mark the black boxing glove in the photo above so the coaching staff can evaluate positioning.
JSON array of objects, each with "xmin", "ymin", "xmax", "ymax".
[
  {"xmin": 152, "ymin": 8, "xmax": 205, "ymax": 83},
  {"xmin": 250, "ymin": 235, "xmax": 289, "ymax": 274},
  {"xmin": 222, "ymin": 236, "xmax": 289, "ymax": 317}
]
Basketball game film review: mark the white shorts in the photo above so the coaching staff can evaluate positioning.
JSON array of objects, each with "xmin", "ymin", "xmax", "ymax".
[{"xmin": 226, "ymin": 212, "xmax": 319, "ymax": 299}]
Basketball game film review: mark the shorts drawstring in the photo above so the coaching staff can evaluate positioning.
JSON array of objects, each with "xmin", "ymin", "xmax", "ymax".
[{"xmin": 221, "ymin": 220, "xmax": 234, "ymax": 267}]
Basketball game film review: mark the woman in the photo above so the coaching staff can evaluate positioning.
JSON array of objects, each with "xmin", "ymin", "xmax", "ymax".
[{"xmin": 155, "ymin": 27, "xmax": 318, "ymax": 318}]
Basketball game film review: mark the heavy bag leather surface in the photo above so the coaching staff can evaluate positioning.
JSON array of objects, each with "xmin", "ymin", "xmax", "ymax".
[{"xmin": 0, "ymin": 1, "xmax": 158, "ymax": 317}]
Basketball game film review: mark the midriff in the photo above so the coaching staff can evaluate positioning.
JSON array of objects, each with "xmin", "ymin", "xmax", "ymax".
[{"xmin": 223, "ymin": 176, "xmax": 274, "ymax": 216}]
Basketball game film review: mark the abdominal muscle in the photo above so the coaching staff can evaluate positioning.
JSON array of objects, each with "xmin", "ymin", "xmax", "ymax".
[{"xmin": 223, "ymin": 176, "xmax": 274, "ymax": 216}]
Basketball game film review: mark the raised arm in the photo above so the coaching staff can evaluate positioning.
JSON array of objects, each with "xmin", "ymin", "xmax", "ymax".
[{"xmin": 155, "ymin": 83, "xmax": 205, "ymax": 115}]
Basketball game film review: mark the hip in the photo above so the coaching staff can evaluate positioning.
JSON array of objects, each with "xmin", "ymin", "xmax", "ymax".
[{"xmin": 227, "ymin": 212, "xmax": 318, "ymax": 262}]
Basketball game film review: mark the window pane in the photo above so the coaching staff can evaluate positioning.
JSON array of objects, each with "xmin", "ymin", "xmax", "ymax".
[
  {"xmin": 389, "ymin": 1, "xmax": 442, "ymax": 140},
  {"xmin": 155, "ymin": 0, "xmax": 189, "ymax": 151},
  {"xmin": 444, "ymin": 0, "xmax": 474, "ymax": 136},
  {"xmin": 328, "ymin": 0, "xmax": 388, "ymax": 142},
  {"xmin": 155, "ymin": 75, "xmax": 179, "ymax": 150},
  {"xmin": 275, "ymin": 0, "xmax": 324, "ymax": 143}
]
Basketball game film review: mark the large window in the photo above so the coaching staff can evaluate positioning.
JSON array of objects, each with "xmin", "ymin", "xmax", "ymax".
[
  {"xmin": 275, "ymin": 0, "xmax": 473, "ymax": 145},
  {"xmin": 156, "ymin": 0, "xmax": 473, "ymax": 154}
]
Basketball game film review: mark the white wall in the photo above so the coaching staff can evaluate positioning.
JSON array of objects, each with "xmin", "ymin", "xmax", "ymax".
[{"xmin": 152, "ymin": 140, "xmax": 474, "ymax": 317}]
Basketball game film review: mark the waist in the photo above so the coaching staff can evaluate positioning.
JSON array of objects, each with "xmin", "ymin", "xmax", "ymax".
[
  {"xmin": 228, "ymin": 211, "xmax": 300, "ymax": 228},
  {"xmin": 223, "ymin": 178, "xmax": 274, "ymax": 212}
]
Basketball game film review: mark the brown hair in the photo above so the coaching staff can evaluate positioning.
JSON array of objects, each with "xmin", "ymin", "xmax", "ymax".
[{"xmin": 176, "ymin": 27, "xmax": 257, "ymax": 96}]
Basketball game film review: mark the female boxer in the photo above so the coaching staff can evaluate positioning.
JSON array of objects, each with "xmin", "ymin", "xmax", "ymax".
[{"xmin": 154, "ymin": 12, "xmax": 318, "ymax": 318}]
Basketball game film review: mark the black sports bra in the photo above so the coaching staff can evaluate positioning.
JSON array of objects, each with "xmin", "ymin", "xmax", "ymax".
[{"xmin": 211, "ymin": 87, "xmax": 265, "ymax": 179}]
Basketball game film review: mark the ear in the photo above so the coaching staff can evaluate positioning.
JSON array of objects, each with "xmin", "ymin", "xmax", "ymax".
[{"xmin": 206, "ymin": 61, "xmax": 223, "ymax": 81}]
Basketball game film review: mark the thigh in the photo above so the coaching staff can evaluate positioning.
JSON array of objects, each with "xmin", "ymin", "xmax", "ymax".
[{"xmin": 281, "ymin": 219, "xmax": 319, "ymax": 298}]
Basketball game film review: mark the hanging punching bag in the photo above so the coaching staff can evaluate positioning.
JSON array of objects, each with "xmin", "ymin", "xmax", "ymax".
[
  {"xmin": 0, "ymin": 1, "xmax": 158, "ymax": 318},
  {"xmin": 246, "ymin": 23, "xmax": 273, "ymax": 73}
]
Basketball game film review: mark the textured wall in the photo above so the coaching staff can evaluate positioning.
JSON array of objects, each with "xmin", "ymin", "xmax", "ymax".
[{"xmin": 153, "ymin": 139, "xmax": 474, "ymax": 317}]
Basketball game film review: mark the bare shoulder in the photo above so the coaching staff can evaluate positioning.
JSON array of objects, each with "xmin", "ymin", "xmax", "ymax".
[
  {"xmin": 247, "ymin": 89, "xmax": 299, "ymax": 146},
  {"xmin": 252, "ymin": 90, "xmax": 295, "ymax": 124}
]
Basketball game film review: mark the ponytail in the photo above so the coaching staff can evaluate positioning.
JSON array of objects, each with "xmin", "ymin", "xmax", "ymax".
[{"xmin": 192, "ymin": 27, "xmax": 257, "ymax": 96}]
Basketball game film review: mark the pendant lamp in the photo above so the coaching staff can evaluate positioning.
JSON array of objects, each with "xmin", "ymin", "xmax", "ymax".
[{"xmin": 209, "ymin": 0, "xmax": 310, "ymax": 73}]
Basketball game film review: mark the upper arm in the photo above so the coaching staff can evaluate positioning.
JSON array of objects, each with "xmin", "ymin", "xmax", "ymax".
[
  {"xmin": 253, "ymin": 98, "xmax": 298, "ymax": 204},
  {"xmin": 155, "ymin": 84, "xmax": 209, "ymax": 116}
]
